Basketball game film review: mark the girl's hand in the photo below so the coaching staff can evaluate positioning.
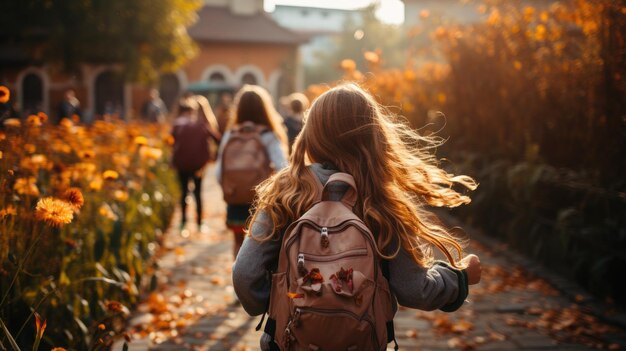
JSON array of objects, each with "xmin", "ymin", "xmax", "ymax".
[{"xmin": 461, "ymin": 254, "xmax": 482, "ymax": 285}]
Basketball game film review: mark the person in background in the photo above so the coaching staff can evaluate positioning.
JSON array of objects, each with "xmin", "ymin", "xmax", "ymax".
[
  {"xmin": 141, "ymin": 88, "xmax": 168, "ymax": 123},
  {"xmin": 171, "ymin": 97, "xmax": 220, "ymax": 235},
  {"xmin": 215, "ymin": 85, "xmax": 288, "ymax": 260},
  {"xmin": 57, "ymin": 89, "xmax": 82, "ymax": 124},
  {"xmin": 282, "ymin": 92, "xmax": 309, "ymax": 153}
]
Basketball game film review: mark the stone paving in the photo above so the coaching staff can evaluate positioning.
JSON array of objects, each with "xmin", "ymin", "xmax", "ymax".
[{"xmin": 114, "ymin": 167, "xmax": 626, "ymax": 351}]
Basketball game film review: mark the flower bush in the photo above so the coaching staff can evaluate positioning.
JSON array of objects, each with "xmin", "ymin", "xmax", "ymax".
[
  {"xmin": 307, "ymin": 0, "xmax": 626, "ymax": 303},
  {"xmin": 0, "ymin": 114, "xmax": 178, "ymax": 349}
]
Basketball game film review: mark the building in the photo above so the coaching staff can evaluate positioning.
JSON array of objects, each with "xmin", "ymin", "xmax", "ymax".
[
  {"xmin": 270, "ymin": 5, "xmax": 361, "ymax": 65},
  {"xmin": 0, "ymin": 0, "xmax": 305, "ymax": 122}
]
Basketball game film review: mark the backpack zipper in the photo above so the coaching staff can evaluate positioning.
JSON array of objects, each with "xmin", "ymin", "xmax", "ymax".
[
  {"xmin": 320, "ymin": 227, "xmax": 329, "ymax": 248},
  {"xmin": 285, "ymin": 220, "xmax": 379, "ymax": 284},
  {"xmin": 300, "ymin": 248, "xmax": 368, "ymax": 263}
]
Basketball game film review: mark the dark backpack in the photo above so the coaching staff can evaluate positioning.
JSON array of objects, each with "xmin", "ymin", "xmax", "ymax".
[
  {"xmin": 220, "ymin": 122, "xmax": 273, "ymax": 205},
  {"xmin": 172, "ymin": 117, "xmax": 212, "ymax": 172}
]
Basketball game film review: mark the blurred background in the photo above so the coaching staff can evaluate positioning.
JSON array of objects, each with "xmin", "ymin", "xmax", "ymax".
[{"xmin": 0, "ymin": 0, "xmax": 625, "ymax": 349}]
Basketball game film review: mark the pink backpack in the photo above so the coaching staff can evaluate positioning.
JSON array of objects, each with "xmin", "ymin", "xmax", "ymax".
[
  {"xmin": 264, "ymin": 172, "xmax": 397, "ymax": 350},
  {"xmin": 220, "ymin": 122, "xmax": 273, "ymax": 205}
]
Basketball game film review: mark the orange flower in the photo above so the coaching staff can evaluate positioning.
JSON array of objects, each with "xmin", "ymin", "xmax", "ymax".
[
  {"xmin": 134, "ymin": 135, "xmax": 148, "ymax": 146},
  {"xmin": 3, "ymin": 118, "xmax": 20, "ymax": 128},
  {"xmin": 27, "ymin": 114, "xmax": 42, "ymax": 127},
  {"xmin": 139, "ymin": 146, "xmax": 162, "ymax": 160},
  {"xmin": 164, "ymin": 135, "xmax": 175, "ymax": 146},
  {"xmin": 105, "ymin": 300, "xmax": 127, "ymax": 313},
  {"xmin": 98, "ymin": 323, "xmax": 106, "ymax": 330},
  {"xmin": 0, "ymin": 86, "xmax": 9, "ymax": 103},
  {"xmin": 340, "ymin": 59, "xmax": 357, "ymax": 72},
  {"xmin": 98, "ymin": 203, "xmax": 118, "ymax": 220},
  {"xmin": 14, "ymin": 177, "xmax": 40, "ymax": 196},
  {"xmin": 63, "ymin": 187, "xmax": 84, "ymax": 210},
  {"xmin": 363, "ymin": 51, "xmax": 380, "ymax": 65},
  {"xmin": 102, "ymin": 170, "xmax": 119, "ymax": 180},
  {"xmin": 79, "ymin": 150, "xmax": 96, "ymax": 159},
  {"xmin": 37, "ymin": 112, "xmax": 49, "ymax": 123},
  {"xmin": 89, "ymin": 177, "xmax": 103, "ymax": 191},
  {"xmin": 113, "ymin": 190, "xmax": 129, "ymax": 202},
  {"xmin": 35, "ymin": 197, "xmax": 74, "ymax": 227},
  {"xmin": 0, "ymin": 205, "xmax": 17, "ymax": 218},
  {"xmin": 59, "ymin": 118, "xmax": 73, "ymax": 128}
]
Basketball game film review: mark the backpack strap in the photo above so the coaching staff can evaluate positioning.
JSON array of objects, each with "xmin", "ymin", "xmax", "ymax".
[{"xmin": 321, "ymin": 172, "xmax": 357, "ymax": 208}]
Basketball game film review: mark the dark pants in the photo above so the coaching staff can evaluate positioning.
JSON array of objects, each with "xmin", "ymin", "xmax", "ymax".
[{"xmin": 177, "ymin": 170, "xmax": 202, "ymax": 225}]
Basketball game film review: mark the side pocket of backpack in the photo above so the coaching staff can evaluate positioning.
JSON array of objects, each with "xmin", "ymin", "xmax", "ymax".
[
  {"xmin": 373, "ymin": 277, "xmax": 395, "ymax": 349},
  {"xmin": 268, "ymin": 272, "xmax": 291, "ymax": 349}
]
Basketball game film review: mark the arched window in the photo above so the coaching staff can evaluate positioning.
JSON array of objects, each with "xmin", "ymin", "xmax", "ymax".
[
  {"xmin": 241, "ymin": 72, "xmax": 258, "ymax": 85},
  {"xmin": 94, "ymin": 70, "xmax": 125, "ymax": 118},
  {"xmin": 159, "ymin": 73, "xmax": 180, "ymax": 111},
  {"xmin": 209, "ymin": 72, "xmax": 225, "ymax": 82},
  {"xmin": 21, "ymin": 73, "xmax": 43, "ymax": 115}
]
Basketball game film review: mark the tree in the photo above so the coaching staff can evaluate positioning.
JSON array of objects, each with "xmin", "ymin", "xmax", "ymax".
[
  {"xmin": 304, "ymin": 5, "xmax": 405, "ymax": 86},
  {"xmin": 0, "ymin": 0, "xmax": 202, "ymax": 82}
]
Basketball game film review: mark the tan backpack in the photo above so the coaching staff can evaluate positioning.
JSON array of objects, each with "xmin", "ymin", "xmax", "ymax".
[
  {"xmin": 264, "ymin": 172, "xmax": 396, "ymax": 351},
  {"xmin": 220, "ymin": 122, "xmax": 273, "ymax": 205}
]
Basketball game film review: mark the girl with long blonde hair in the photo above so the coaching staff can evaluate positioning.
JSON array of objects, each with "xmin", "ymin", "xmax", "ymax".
[
  {"xmin": 216, "ymin": 84, "xmax": 288, "ymax": 259},
  {"xmin": 233, "ymin": 83, "xmax": 481, "ymax": 349}
]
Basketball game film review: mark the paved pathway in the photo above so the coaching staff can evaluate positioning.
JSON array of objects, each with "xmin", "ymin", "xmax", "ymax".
[{"xmin": 114, "ymin": 167, "xmax": 626, "ymax": 351}]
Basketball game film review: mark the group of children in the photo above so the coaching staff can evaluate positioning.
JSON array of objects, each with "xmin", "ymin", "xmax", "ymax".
[{"xmin": 170, "ymin": 83, "xmax": 482, "ymax": 350}]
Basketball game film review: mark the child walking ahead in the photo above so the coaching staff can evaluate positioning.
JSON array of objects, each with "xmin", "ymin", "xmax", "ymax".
[
  {"xmin": 233, "ymin": 83, "xmax": 481, "ymax": 350},
  {"xmin": 171, "ymin": 96, "xmax": 220, "ymax": 234},
  {"xmin": 216, "ymin": 85, "xmax": 288, "ymax": 260}
]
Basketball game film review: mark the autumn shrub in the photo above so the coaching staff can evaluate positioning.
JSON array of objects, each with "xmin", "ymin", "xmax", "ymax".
[
  {"xmin": 0, "ymin": 116, "xmax": 178, "ymax": 349},
  {"xmin": 307, "ymin": 0, "xmax": 626, "ymax": 303}
]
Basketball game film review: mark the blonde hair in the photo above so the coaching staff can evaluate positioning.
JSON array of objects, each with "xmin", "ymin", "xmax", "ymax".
[
  {"xmin": 195, "ymin": 95, "xmax": 220, "ymax": 131},
  {"xmin": 229, "ymin": 85, "xmax": 288, "ymax": 151},
  {"xmin": 251, "ymin": 83, "xmax": 477, "ymax": 267}
]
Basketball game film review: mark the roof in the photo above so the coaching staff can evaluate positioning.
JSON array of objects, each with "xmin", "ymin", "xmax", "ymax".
[{"xmin": 188, "ymin": 6, "xmax": 308, "ymax": 45}]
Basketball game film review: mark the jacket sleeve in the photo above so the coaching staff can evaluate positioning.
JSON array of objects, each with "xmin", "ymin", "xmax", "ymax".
[
  {"xmin": 387, "ymin": 243, "xmax": 469, "ymax": 312},
  {"xmin": 232, "ymin": 210, "xmax": 282, "ymax": 316},
  {"xmin": 262, "ymin": 132, "xmax": 288, "ymax": 171}
]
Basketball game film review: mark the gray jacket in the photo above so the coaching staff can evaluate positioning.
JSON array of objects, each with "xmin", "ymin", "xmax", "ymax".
[{"xmin": 232, "ymin": 163, "xmax": 469, "ymax": 317}]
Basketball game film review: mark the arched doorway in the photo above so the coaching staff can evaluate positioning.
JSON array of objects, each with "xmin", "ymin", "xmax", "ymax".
[
  {"xmin": 21, "ymin": 73, "xmax": 43, "ymax": 115},
  {"xmin": 209, "ymin": 72, "xmax": 226, "ymax": 82},
  {"xmin": 240, "ymin": 72, "xmax": 258, "ymax": 85},
  {"xmin": 94, "ymin": 70, "xmax": 125, "ymax": 118},
  {"xmin": 159, "ymin": 73, "xmax": 180, "ymax": 112}
]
